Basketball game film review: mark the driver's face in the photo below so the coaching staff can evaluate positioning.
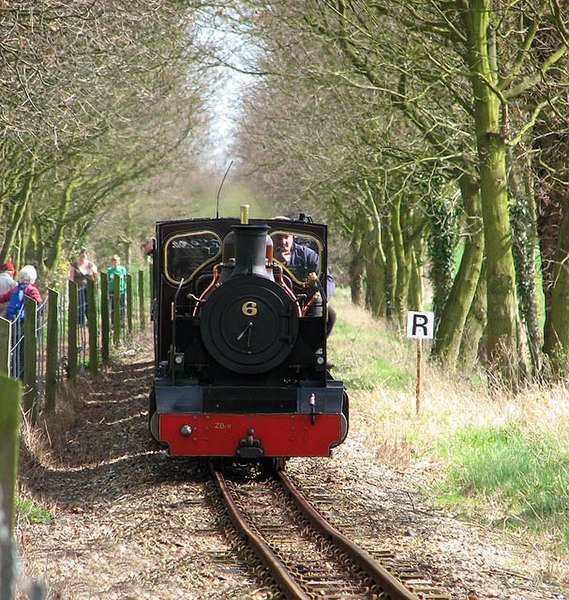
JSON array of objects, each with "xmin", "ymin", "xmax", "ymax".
[{"xmin": 272, "ymin": 233, "xmax": 294, "ymax": 259}]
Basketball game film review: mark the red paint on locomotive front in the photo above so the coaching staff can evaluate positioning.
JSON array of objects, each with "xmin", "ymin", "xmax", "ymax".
[{"xmin": 159, "ymin": 413, "xmax": 342, "ymax": 457}]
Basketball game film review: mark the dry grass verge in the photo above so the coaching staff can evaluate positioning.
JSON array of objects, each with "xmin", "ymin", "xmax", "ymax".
[{"xmin": 330, "ymin": 289, "xmax": 569, "ymax": 581}]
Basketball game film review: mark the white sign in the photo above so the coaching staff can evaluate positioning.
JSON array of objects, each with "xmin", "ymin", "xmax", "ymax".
[{"xmin": 407, "ymin": 311, "xmax": 434, "ymax": 339}]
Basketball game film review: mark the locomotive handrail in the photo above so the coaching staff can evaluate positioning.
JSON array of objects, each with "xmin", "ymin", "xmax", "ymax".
[
  {"xmin": 192, "ymin": 264, "xmax": 220, "ymax": 316},
  {"xmin": 272, "ymin": 262, "xmax": 302, "ymax": 316},
  {"xmin": 170, "ymin": 278, "xmax": 184, "ymax": 383},
  {"xmin": 301, "ymin": 273, "xmax": 325, "ymax": 317}
]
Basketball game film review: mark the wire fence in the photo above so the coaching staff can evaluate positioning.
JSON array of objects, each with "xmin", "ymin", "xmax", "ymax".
[{"xmin": 0, "ymin": 268, "xmax": 151, "ymax": 412}]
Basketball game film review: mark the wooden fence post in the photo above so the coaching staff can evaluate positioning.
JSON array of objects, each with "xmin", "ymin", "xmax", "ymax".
[
  {"xmin": 148, "ymin": 261, "xmax": 153, "ymax": 315},
  {"xmin": 45, "ymin": 289, "xmax": 58, "ymax": 414},
  {"xmin": 100, "ymin": 273, "xmax": 110, "ymax": 364},
  {"xmin": 23, "ymin": 296, "xmax": 37, "ymax": 423},
  {"xmin": 87, "ymin": 279, "xmax": 98, "ymax": 377},
  {"xmin": 67, "ymin": 280, "xmax": 78, "ymax": 383},
  {"xmin": 112, "ymin": 281, "xmax": 121, "ymax": 347},
  {"xmin": 0, "ymin": 375, "xmax": 21, "ymax": 534},
  {"xmin": 0, "ymin": 317, "xmax": 10, "ymax": 377},
  {"xmin": 138, "ymin": 270, "xmax": 145, "ymax": 330},
  {"xmin": 126, "ymin": 273, "xmax": 133, "ymax": 333}
]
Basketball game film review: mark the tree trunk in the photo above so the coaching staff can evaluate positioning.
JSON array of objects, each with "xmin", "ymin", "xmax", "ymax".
[
  {"xmin": 543, "ymin": 206, "xmax": 569, "ymax": 374},
  {"xmin": 382, "ymin": 210, "xmax": 397, "ymax": 320},
  {"xmin": 408, "ymin": 237, "xmax": 423, "ymax": 311},
  {"xmin": 125, "ymin": 198, "xmax": 133, "ymax": 268},
  {"xmin": 461, "ymin": 0, "xmax": 527, "ymax": 383},
  {"xmin": 431, "ymin": 174, "xmax": 484, "ymax": 368},
  {"xmin": 391, "ymin": 198, "xmax": 411, "ymax": 326},
  {"xmin": 428, "ymin": 196, "xmax": 458, "ymax": 320},
  {"xmin": 0, "ymin": 162, "xmax": 34, "ymax": 263},
  {"xmin": 508, "ymin": 148, "xmax": 543, "ymax": 375},
  {"xmin": 349, "ymin": 218, "xmax": 366, "ymax": 305},
  {"xmin": 363, "ymin": 215, "xmax": 387, "ymax": 317},
  {"xmin": 44, "ymin": 181, "xmax": 77, "ymax": 271},
  {"xmin": 458, "ymin": 260, "xmax": 487, "ymax": 371}
]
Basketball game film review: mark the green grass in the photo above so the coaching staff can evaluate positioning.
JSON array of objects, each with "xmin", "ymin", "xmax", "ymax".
[
  {"xmin": 333, "ymin": 325, "xmax": 412, "ymax": 391},
  {"xmin": 431, "ymin": 425, "xmax": 569, "ymax": 541},
  {"xmin": 17, "ymin": 497, "xmax": 53, "ymax": 525},
  {"xmin": 330, "ymin": 292, "xmax": 414, "ymax": 393}
]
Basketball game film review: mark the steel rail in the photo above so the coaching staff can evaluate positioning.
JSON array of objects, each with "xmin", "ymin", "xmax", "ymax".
[
  {"xmin": 278, "ymin": 469, "xmax": 421, "ymax": 600},
  {"xmin": 210, "ymin": 464, "xmax": 310, "ymax": 600}
]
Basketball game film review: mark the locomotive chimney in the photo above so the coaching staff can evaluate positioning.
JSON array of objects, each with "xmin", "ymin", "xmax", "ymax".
[{"xmin": 231, "ymin": 224, "xmax": 274, "ymax": 280}]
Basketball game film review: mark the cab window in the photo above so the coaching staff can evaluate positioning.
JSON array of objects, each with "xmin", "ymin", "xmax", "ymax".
[
  {"xmin": 164, "ymin": 231, "xmax": 221, "ymax": 284},
  {"xmin": 270, "ymin": 229, "xmax": 323, "ymax": 284}
]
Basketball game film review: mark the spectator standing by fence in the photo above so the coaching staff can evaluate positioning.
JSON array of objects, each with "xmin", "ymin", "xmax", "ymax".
[
  {"xmin": 107, "ymin": 255, "xmax": 128, "ymax": 326},
  {"xmin": 0, "ymin": 265, "xmax": 42, "ymax": 319},
  {"xmin": 0, "ymin": 265, "xmax": 42, "ymax": 378},
  {"xmin": 0, "ymin": 262, "xmax": 17, "ymax": 316},
  {"xmin": 69, "ymin": 250, "xmax": 98, "ymax": 325}
]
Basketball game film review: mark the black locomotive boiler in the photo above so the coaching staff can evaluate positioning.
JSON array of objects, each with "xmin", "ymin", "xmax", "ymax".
[{"xmin": 149, "ymin": 209, "xmax": 349, "ymax": 465}]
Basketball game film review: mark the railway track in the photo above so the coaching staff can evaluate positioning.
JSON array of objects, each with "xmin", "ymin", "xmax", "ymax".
[{"xmin": 211, "ymin": 461, "xmax": 449, "ymax": 600}]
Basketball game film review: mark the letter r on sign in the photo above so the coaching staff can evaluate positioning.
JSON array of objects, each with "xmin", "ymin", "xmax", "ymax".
[{"xmin": 406, "ymin": 311, "xmax": 434, "ymax": 339}]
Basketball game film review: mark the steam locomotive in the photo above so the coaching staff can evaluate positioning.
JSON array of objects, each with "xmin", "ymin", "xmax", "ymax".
[{"xmin": 148, "ymin": 208, "xmax": 349, "ymax": 468}]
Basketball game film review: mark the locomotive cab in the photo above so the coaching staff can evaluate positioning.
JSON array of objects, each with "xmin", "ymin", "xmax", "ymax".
[{"xmin": 149, "ymin": 210, "xmax": 349, "ymax": 462}]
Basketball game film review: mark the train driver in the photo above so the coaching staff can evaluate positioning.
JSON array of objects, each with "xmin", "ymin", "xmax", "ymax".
[{"xmin": 271, "ymin": 230, "xmax": 336, "ymax": 337}]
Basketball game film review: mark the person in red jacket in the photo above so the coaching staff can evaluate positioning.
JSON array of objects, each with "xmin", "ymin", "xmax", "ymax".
[
  {"xmin": 0, "ymin": 265, "xmax": 42, "ymax": 378},
  {"xmin": 0, "ymin": 265, "xmax": 42, "ymax": 320}
]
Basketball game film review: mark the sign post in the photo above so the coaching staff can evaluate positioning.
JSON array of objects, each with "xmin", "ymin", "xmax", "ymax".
[{"xmin": 406, "ymin": 311, "xmax": 434, "ymax": 416}]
